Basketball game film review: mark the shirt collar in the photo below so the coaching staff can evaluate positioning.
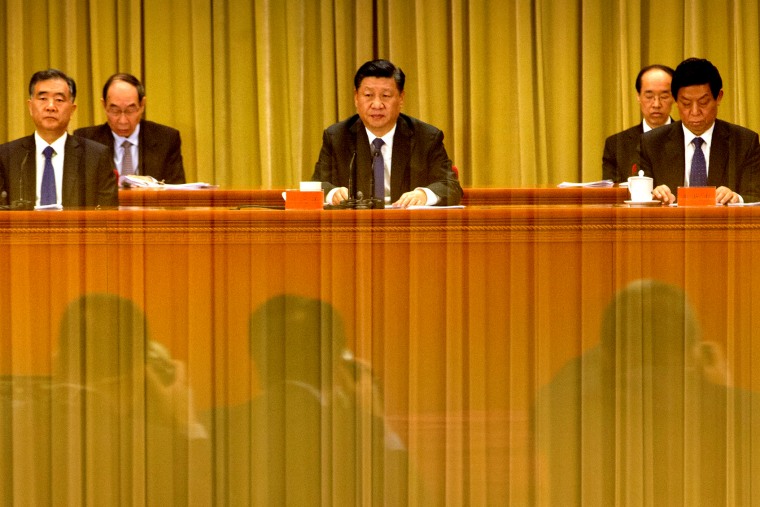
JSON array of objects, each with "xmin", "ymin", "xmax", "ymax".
[
  {"xmin": 111, "ymin": 122, "xmax": 141, "ymax": 146},
  {"xmin": 642, "ymin": 117, "xmax": 672, "ymax": 133},
  {"xmin": 366, "ymin": 123, "xmax": 397, "ymax": 149},
  {"xmin": 34, "ymin": 131, "xmax": 67, "ymax": 154},
  {"xmin": 682, "ymin": 121, "xmax": 715, "ymax": 147}
]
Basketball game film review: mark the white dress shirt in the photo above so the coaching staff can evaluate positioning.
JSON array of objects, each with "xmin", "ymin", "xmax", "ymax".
[
  {"xmin": 642, "ymin": 117, "xmax": 671, "ymax": 133},
  {"xmin": 682, "ymin": 123, "xmax": 715, "ymax": 187},
  {"xmin": 111, "ymin": 123, "xmax": 141, "ymax": 175},
  {"xmin": 34, "ymin": 132, "xmax": 67, "ymax": 206}
]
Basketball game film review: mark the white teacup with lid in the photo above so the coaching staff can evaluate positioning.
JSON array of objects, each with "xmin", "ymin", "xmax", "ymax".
[{"xmin": 628, "ymin": 170, "xmax": 653, "ymax": 202}]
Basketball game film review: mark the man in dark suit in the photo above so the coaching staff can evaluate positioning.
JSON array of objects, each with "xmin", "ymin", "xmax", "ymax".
[
  {"xmin": 311, "ymin": 59, "xmax": 462, "ymax": 208},
  {"xmin": 602, "ymin": 64, "xmax": 674, "ymax": 183},
  {"xmin": 0, "ymin": 69, "xmax": 118, "ymax": 208},
  {"xmin": 641, "ymin": 58, "xmax": 760, "ymax": 204},
  {"xmin": 74, "ymin": 73, "xmax": 186, "ymax": 185}
]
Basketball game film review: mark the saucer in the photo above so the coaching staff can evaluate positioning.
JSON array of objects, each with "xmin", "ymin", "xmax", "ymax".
[{"xmin": 625, "ymin": 200, "xmax": 661, "ymax": 207}]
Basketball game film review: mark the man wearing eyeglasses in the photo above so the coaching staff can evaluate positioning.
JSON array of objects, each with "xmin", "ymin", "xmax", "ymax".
[
  {"xmin": 74, "ymin": 73, "xmax": 186, "ymax": 185},
  {"xmin": 602, "ymin": 64, "xmax": 675, "ymax": 183}
]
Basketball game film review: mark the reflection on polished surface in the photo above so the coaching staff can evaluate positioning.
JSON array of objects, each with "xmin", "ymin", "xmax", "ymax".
[
  {"xmin": 536, "ymin": 279, "xmax": 756, "ymax": 505},
  {"xmin": 1, "ymin": 202, "xmax": 760, "ymax": 504},
  {"xmin": 3, "ymin": 292, "xmax": 209, "ymax": 504},
  {"xmin": 212, "ymin": 294, "xmax": 407, "ymax": 504}
]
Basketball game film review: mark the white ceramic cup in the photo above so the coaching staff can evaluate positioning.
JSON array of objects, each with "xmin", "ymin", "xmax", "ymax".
[
  {"xmin": 628, "ymin": 174, "xmax": 653, "ymax": 202},
  {"xmin": 299, "ymin": 181, "xmax": 322, "ymax": 192}
]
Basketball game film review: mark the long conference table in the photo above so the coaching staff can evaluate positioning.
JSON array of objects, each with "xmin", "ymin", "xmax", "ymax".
[
  {"xmin": 116, "ymin": 186, "xmax": 630, "ymax": 208},
  {"xmin": 2, "ymin": 187, "xmax": 760, "ymax": 505}
]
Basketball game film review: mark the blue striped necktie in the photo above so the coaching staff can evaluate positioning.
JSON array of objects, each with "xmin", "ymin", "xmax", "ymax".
[{"xmin": 41, "ymin": 145, "xmax": 56, "ymax": 205}]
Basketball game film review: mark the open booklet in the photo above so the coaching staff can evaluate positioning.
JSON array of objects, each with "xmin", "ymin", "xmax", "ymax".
[
  {"xmin": 557, "ymin": 180, "xmax": 614, "ymax": 188},
  {"xmin": 120, "ymin": 175, "xmax": 218, "ymax": 190}
]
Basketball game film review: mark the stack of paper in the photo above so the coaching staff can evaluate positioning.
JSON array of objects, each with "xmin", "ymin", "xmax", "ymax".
[
  {"xmin": 120, "ymin": 175, "xmax": 218, "ymax": 189},
  {"xmin": 557, "ymin": 180, "xmax": 614, "ymax": 188}
]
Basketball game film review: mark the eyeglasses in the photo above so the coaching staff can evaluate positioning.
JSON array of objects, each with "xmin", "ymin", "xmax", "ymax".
[{"xmin": 106, "ymin": 105, "xmax": 141, "ymax": 117}]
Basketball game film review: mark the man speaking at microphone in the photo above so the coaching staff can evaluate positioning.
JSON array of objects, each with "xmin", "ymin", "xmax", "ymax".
[{"xmin": 311, "ymin": 59, "xmax": 462, "ymax": 208}]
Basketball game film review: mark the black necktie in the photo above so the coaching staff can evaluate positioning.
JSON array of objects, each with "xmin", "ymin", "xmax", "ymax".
[
  {"xmin": 41, "ymin": 146, "xmax": 56, "ymax": 205},
  {"xmin": 690, "ymin": 137, "xmax": 707, "ymax": 187}
]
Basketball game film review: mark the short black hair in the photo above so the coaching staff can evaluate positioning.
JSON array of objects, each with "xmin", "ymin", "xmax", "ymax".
[
  {"xmin": 353, "ymin": 59, "xmax": 405, "ymax": 92},
  {"xmin": 635, "ymin": 64, "xmax": 674, "ymax": 93},
  {"xmin": 671, "ymin": 58, "xmax": 722, "ymax": 99},
  {"xmin": 102, "ymin": 73, "xmax": 146, "ymax": 103},
  {"xmin": 28, "ymin": 69, "xmax": 76, "ymax": 101}
]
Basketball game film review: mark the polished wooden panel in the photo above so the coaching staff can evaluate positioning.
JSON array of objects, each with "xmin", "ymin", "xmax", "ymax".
[
  {"xmin": 461, "ymin": 186, "xmax": 628, "ymax": 205},
  {"xmin": 117, "ymin": 186, "xmax": 629, "ymax": 208},
  {"xmin": 1, "ymin": 205, "xmax": 759, "ymax": 504},
  {"xmin": 118, "ymin": 188, "xmax": 285, "ymax": 208}
]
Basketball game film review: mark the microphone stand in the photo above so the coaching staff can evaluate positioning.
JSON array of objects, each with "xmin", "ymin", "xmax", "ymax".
[
  {"xmin": 7, "ymin": 152, "xmax": 34, "ymax": 210},
  {"xmin": 356, "ymin": 148, "xmax": 383, "ymax": 209},
  {"xmin": 327, "ymin": 148, "xmax": 383, "ymax": 210},
  {"xmin": 335, "ymin": 151, "xmax": 357, "ymax": 209}
]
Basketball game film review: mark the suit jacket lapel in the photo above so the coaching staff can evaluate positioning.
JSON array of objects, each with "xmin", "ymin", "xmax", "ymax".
[
  {"xmin": 98, "ymin": 123, "xmax": 117, "ymax": 163},
  {"xmin": 666, "ymin": 123, "xmax": 687, "ymax": 187},
  {"xmin": 390, "ymin": 118, "xmax": 412, "ymax": 199},
  {"xmin": 62, "ymin": 135, "xmax": 82, "ymax": 207},
  {"xmin": 137, "ymin": 120, "xmax": 147, "ymax": 174},
  {"xmin": 629, "ymin": 126, "xmax": 643, "ymax": 175},
  {"xmin": 707, "ymin": 120, "xmax": 729, "ymax": 186}
]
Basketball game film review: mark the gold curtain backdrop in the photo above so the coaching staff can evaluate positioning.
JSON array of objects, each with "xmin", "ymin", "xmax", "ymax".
[
  {"xmin": 3, "ymin": 1, "xmax": 760, "ymax": 506},
  {"xmin": 2, "ymin": 0, "xmax": 760, "ymax": 187}
]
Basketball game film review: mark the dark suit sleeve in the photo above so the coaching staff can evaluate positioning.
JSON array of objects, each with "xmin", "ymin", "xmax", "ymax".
[
  {"xmin": 163, "ymin": 129, "xmax": 186, "ymax": 184},
  {"xmin": 417, "ymin": 129, "xmax": 462, "ymax": 206},
  {"xmin": 737, "ymin": 131, "xmax": 760, "ymax": 203},
  {"xmin": 94, "ymin": 146, "xmax": 119, "ymax": 207},
  {"xmin": 639, "ymin": 134, "xmax": 654, "ymax": 180},
  {"xmin": 0, "ymin": 147, "xmax": 7, "ymax": 206},
  {"xmin": 602, "ymin": 135, "xmax": 617, "ymax": 182},
  {"xmin": 310, "ymin": 129, "xmax": 339, "ymax": 194}
]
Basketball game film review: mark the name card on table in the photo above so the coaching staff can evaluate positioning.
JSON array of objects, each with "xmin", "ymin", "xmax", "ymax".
[
  {"xmin": 678, "ymin": 186, "xmax": 716, "ymax": 206},
  {"xmin": 285, "ymin": 182, "xmax": 324, "ymax": 210}
]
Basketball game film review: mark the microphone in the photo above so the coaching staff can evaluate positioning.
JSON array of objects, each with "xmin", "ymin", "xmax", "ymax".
[
  {"xmin": 354, "ymin": 147, "xmax": 380, "ymax": 210},
  {"xmin": 11, "ymin": 152, "xmax": 34, "ymax": 210},
  {"xmin": 347, "ymin": 151, "xmax": 356, "ymax": 200},
  {"xmin": 366, "ymin": 143, "xmax": 384, "ymax": 209},
  {"xmin": 336, "ymin": 152, "xmax": 357, "ymax": 209}
]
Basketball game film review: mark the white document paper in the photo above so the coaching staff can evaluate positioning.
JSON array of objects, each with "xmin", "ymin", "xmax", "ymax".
[{"xmin": 557, "ymin": 180, "xmax": 614, "ymax": 188}]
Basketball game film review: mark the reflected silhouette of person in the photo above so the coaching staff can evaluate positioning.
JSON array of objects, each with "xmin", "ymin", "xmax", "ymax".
[
  {"xmin": 51, "ymin": 293, "xmax": 207, "ymax": 506},
  {"xmin": 215, "ymin": 294, "xmax": 407, "ymax": 505},
  {"xmin": 535, "ymin": 279, "xmax": 758, "ymax": 506}
]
